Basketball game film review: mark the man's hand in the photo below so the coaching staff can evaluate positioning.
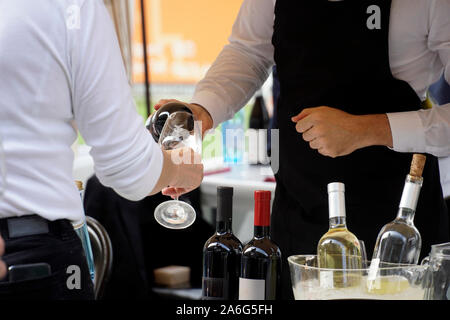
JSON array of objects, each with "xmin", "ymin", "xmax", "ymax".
[
  {"xmin": 153, "ymin": 99, "xmax": 213, "ymax": 138},
  {"xmin": 291, "ymin": 106, "xmax": 393, "ymax": 158},
  {"xmin": 165, "ymin": 147, "xmax": 204, "ymax": 198},
  {"xmin": 150, "ymin": 147, "xmax": 204, "ymax": 198}
]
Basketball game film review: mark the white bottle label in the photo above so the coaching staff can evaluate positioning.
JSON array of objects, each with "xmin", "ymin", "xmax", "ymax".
[
  {"xmin": 368, "ymin": 258, "xmax": 380, "ymax": 281},
  {"xmin": 319, "ymin": 271, "xmax": 334, "ymax": 289},
  {"xmin": 239, "ymin": 278, "xmax": 265, "ymax": 300},
  {"xmin": 399, "ymin": 182, "xmax": 421, "ymax": 210}
]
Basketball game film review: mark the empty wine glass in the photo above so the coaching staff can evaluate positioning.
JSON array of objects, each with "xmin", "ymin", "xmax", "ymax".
[
  {"xmin": 359, "ymin": 240, "xmax": 368, "ymax": 269},
  {"xmin": 146, "ymin": 102, "xmax": 202, "ymax": 229}
]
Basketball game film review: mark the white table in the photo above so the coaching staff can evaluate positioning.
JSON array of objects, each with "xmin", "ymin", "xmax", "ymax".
[{"xmin": 200, "ymin": 162, "xmax": 276, "ymax": 243}]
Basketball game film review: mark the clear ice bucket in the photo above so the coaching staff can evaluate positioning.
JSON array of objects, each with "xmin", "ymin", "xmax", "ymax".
[{"xmin": 288, "ymin": 255, "xmax": 428, "ymax": 300}]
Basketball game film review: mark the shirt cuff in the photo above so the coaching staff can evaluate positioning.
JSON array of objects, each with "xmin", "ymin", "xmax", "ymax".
[
  {"xmin": 191, "ymin": 91, "xmax": 233, "ymax": 129},
  {"xmin": 386, "ymin": 111, "xmax": 426, "ymax": 153}
]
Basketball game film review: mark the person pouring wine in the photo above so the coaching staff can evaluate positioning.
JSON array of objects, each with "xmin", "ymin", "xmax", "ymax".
[{"xmin": 156, "ymin": 0, "xmax": 450, "ymax": 299}]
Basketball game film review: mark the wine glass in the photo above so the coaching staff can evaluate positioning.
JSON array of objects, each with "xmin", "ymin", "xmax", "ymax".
[
  {"xmin": 359, "ymin": 240, "xmax": 368, "ymax": 269},
  {"xmin": 146, "ymin": 103, "xmax": 202, "ymax": 229}
]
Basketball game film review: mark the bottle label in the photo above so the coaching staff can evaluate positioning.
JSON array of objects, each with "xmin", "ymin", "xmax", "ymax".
[
  {"xmin": 239, "ymin": 278, "xmax": 265, "ymax": 300},
  {"xmin": 202, "ymin": 277, "xmax": 228, "ymax": 299},
  {"xmin": 319, "ymin": 271, "xmax": 334, "ymax": 289},
  {"xmin": 399, "ymin": 182, "xmax": 421, "ymax": 210},
  {"xmin": 367, "ymin": 258, "xmax": 380, "ymax": 281}
]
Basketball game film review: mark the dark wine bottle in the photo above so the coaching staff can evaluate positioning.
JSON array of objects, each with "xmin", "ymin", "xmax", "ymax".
[
  {"xmin": 249, "ymin": 93, "xmax": 270, "ymax": 165},
  {"xmin": 202, "ymin": 186, "xmax": 243, "ymax": 300},
  {"xmin": 249, "ymin": 93, "xmax": 269, "ymax": 130},
  {"xmin": 239, "ymin": 190, "xmax": 281, "ymax": 300}
]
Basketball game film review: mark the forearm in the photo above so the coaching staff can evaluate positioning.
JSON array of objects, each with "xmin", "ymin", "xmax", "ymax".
[
  {"xmin": 191, "ymin": 0, "xmax": 275, "ymax": 127},
  {"xmin": 191, "ymin": 46, "xmax": 272, "ymax": 128}
]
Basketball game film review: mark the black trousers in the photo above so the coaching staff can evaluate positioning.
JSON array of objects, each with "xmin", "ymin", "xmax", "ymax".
[{"xmin": 0, "ymin": 217, "xmax": 94, "ymax": 300}]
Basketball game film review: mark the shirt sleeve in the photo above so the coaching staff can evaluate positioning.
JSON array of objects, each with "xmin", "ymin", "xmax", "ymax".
[
  {"xmin": 387, "ymin": 0, "xmax": 450, "ymax": 157},
  {"xmin": 191, "ymin": 0, "xmax": 276, "ymax": 128},
  {"xmin": 70, "ymin": 0, "xmax": 163, "ymax": 201}
]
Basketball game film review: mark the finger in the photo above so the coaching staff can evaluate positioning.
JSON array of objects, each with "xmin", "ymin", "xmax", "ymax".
[
  {"xmin": 0, "ymin": 236, "xmax": 4, "ymax": 256},
  {"xmin": 291, "ymin": 108, "xmax": 312, "ymax": 122},
  {"xmin": 295, "ymin": 117, "xmax": 314, "ymax": 133},
  {"xmin": 0, "ymin": 261, "xmax": 6, "ymax": 280},
  {"xmin": 319, "ymin": 148, "xmax": 333, "ymax": 158},
  {"xmin": 302, "ymin": 126, "xmax": 320, "ymax": 142},
  {"xmin": 170, "ymin": 188, "xmax": 189, "ymax": 199},
  {"xmin": 162, "ymin": 187, "xmax": 189, "ymax": 199},
  {"xmin": 162, "ymin": 187, "xmax": 178, "ymax": 196},
  {"xmin": 153, "ymin": 99, "xmax": 178, "ymax": 110},
  {"xmin": 309, "ymin": 138, "xmax": 321, "ymax": 150}
]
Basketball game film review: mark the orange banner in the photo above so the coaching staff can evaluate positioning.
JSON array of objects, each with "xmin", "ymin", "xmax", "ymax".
[{"xmin": 132, "ymin": 0, "xmax": 242, "ymax": 84}]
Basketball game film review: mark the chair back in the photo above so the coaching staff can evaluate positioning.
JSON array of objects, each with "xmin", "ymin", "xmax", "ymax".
[{"xmin": 86, "ymin": 216, "xmax": 113, "ymax": 299}]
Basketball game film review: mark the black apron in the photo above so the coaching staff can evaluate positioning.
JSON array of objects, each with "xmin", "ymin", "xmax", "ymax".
[{"xmin": 271, "ymin": 0, "xmax": 450, "ymax": 299}]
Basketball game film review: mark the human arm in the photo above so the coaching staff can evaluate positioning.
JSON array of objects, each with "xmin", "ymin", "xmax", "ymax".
[{"xmin": 71, "ymin": 0, "xmax": 202, "ymax": 200}]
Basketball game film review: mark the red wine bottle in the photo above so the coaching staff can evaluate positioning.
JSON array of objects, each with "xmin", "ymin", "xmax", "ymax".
[
  {"xmin": 239, "ymin": 190, "xmax": 281, "ymax": 300},
  {"xmin": 202, "ymin": 186, "xmax": 243, "ymax": 300}
]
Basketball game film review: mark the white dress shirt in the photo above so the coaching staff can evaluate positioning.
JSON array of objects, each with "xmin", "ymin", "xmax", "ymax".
[
  {"xmin": 0, "ymin": 0, "xmax": 163, "ymax": 221},
  {"xmin": 192, "ymin": 0, "xmax": 450, "ymax": 158}
]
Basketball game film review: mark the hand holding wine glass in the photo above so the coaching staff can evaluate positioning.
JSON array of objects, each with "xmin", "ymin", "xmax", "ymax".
[{"xmin": 146, "ymin": 101, "xmax": 204, "ymax": 229}]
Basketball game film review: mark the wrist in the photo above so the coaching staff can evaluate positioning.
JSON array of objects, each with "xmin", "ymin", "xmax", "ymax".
[
  {"xmin": 359, "ymin": 114, "xmax": 393, "ymax": 148},
  {"xmin": 190, "ymin": 103, "xmax": 213, "ymax": 134},
  {"xmin": 150, "ymin": 149, "xmax": 178, "ymax": 195}
]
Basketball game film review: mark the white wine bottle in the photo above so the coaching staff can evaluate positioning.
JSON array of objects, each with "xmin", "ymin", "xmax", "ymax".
[
  {"xmin": 317, "ymin": 182, "xmax": 362, "ymax": 289},
  {"xmin": 370, "ymin": 154, "xmax": 425, "ymax": 266}
]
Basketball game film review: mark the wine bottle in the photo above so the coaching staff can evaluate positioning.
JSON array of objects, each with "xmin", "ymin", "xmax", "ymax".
[
  {"xmin": 239, "ymin": 190, "xmax": 281, "ymax": 300},
  {"xmin": 249, "ymin": 93, "xmax": 269, "ymax": 130},
  {"xmin": 317, "ymin": 182, "xmax": 362, "ymax": 289},
  {"xmin": 202, "ymin": 186, "xmax": 242, "ymax": 300},
  {"xmin": 248, "ymin": 93, "xmax": 270, "ymax": 165},
  {"xmin": 370, "ymin": 154, "xmax": 426, "ymax": 266}
]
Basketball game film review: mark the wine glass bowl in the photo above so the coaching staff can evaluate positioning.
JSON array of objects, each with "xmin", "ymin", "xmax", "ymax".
[{"xmin": 146, "ymin": 102, "xmax": 201, "ymax": 229}]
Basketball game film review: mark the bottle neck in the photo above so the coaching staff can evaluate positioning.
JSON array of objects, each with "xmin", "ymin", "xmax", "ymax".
[
  {"xmin": 329, "ymin": 216, "xmax": 348, "ymax": 230},
  {"xmin": 397, "ymin": 175, "xmax": 423, "ymax": 223},
  {"xmin": 395, "ymin": 207, "xmax": 416, "ymax": 224},
  {"xmin": 328, "ymin": 188, "xmax": 346, "ymax": 223},
  {"xmin": 254, "ymin": 225, "xmax": 270, "ymax": 238},
  {"xmin": 216, "ymin": 219, "xmax": 232, "ymax": 234}
]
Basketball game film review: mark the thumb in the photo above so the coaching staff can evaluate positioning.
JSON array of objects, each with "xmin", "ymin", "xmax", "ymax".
[
  {"xmin": 291, "ymin": 108, "xmax": 311, "ymax": 123},
  {"xmin": 153, "ymin": 99, "xmax": 178, "ymax": 110}
]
